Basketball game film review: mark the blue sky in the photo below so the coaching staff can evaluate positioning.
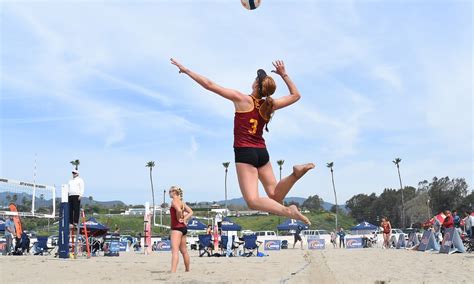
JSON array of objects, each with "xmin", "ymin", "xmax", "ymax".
[{"xmin": 1, "ymin": 0, "xmax": 472, "ymax": 205}]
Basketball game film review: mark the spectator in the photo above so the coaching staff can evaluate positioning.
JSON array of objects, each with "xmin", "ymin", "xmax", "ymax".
[
  {"xmin": 330, "ymin": 231, "xmax": 337, "ymax": 248},
  {"xmin": 432, "ymin": 217, "xmax": 442, "ymax": 243},
  {"xmin": 292, "ymin": 224, "xmax": 304, "ymax": 249},
  {"xmin": 337, "ymin": 228, "xmax": 346, "ymax": 248},
  {"xmin": 113, "ymin": 224, "xmax": 120, "ymax": 235},
  {"xmin": 206, "ymin": 225, "xmax": 212, "ymax": 235},
  {"xmin": 462, "ymin": 212, "xmax": 470, "ymax": 236},
  {"xmin": 442, "ymin": 210, "xmax": 454, "ymax": 238},
  {"xmin": 152, "ymin": 241, "xmax": 157, "ymax": 251},
  {"xmin": 4, "ymin": 216, "xmax": 16, "ymax": 255},
  {"xmin": 452, "ymin": 210, "xmax": 461, "ymax": 228},
  {"xmin": 215, "ymin": 213, "xmax": 223, "ymax": 229}
]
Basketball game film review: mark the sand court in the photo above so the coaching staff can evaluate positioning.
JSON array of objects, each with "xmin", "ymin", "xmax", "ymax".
[{"xmin": 1, "ymin": 248, "xmax": 472, "ymax": 283}]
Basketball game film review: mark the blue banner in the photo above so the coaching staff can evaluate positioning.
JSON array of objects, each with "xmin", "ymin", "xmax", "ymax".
[
  {"xmin": 439, "ymin": 228, "xmax": 465, "ymax": 254},
  {"xmin": 307, "ymin": 238, "xmax": 325, "ymax": 250},
  {"xmin": 156, "ymin": 240, "xmax": 171, "ymax": 251},
  {"xmin": 58, "ymin": 202, "xmax": 70, "ymax": 259},
  {"xmin": 346, "ymin": 238, "xmax": 363, "ymax": 249},
  {"xmin": 119, "ymin": 241, "xmax": 128, "ymax": 251},
  {"xmin": 264, "ymin": 240, "xmax": 281, "ymax": 250},
  {"xmin": 396, "ymin": 234, "xmax": 406, "ymax": 249},
  {"xmin": 418, "ymin": 230, "xmax": 440, "ymax": 252}
]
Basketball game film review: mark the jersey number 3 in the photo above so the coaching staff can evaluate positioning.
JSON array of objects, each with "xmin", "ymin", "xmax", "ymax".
[{"xmin": 248, "ymin": 119, "xmax": 258, "ymax": 134}]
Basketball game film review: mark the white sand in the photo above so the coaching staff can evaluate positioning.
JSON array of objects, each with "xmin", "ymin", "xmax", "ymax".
[{"xmin": 1, "ymin": 248, "xmax": 472, "ymax": 283}]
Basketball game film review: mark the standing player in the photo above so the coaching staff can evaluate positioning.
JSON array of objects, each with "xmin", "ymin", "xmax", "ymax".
[{"xmin": 171, "ymin": 58, "xmax": 314, "ymax": 224}]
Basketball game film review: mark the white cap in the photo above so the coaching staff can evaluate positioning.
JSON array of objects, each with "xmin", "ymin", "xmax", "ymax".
[{"xmin": 72, "ymin": 169, "xmax": 79, "ymax": 174}]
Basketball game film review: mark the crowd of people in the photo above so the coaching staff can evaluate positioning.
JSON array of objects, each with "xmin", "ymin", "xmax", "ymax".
[{"xmin": 428, "ymin": 210, "xmax": 474, "ymax": 243}]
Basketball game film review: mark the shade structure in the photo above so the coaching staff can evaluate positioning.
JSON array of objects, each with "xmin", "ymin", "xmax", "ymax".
[
  {"xmin": 187, "ymin": 218, "xmax": 207, "ymax": 230},
  {"xmin": 221, "ymin": 217, "xmax": 242, "ymax": 231},
  {"xmin": 276, "ymin": 219, "xmax": 309, "ymax": 231},
  {"xmin": 350, "ymin": 221, "xmax": 378, "ymax": 234},
  {"xmin": 80, "ymin": 217, "xmax": 109, "ymax": 237}
]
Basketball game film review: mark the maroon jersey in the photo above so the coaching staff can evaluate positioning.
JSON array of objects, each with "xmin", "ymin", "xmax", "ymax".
[
  {"xmin": 170, "ymin": 206, "xmax": 186, "ymax": 229},
  {"xmin": 234, "ymin": 95, "xmax": 268, "ymax": 148}
]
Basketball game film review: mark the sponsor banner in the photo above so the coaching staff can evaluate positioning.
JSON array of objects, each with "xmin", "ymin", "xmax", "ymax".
[
  {"xmin": 306, "ymin": 235, "xmax": 320, "ymax": 240},
  {"xmin": 119, "ymin": 241, "xmax": 128, "ymax": 251},
  {"xmin": 307, "ymin": 238, "xmax": 325, "ymax": 250},
  {"xmin": 264, "ymin": 240, "xmax": 281, "ymax": 251},
  {"xmin": 156, "ymin": 240, "xmax": 171, "ymax": 251},
  {"xmin": 346, "ymin": 238, "xmax": 363, "ymax": 249},
  {"xmin": 440, "ymin": 228, "xmax": 465, "ymax": 254},
  {"xmin": 396, "ymin": 234, "xmax": 406, "ymax": 249},
  {"xmin": 0, "ymin": 241, "xmax": 6, "ymax": 254},
  {"xmin": 418, "ymin": 230, "xmax": 440, "ymax": 252}
]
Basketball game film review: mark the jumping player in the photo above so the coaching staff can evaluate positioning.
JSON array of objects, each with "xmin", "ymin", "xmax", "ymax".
[{"xmin": 170, "ymin": 58, "xmax": 314, "ymax": 224}]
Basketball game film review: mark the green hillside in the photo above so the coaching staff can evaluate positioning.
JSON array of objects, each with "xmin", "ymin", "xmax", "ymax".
[{"xmin": 19, "ymin": 211, "xmax": 355, "ymax": 237}]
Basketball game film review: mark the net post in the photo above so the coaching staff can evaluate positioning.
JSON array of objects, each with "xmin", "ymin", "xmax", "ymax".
[{"xmin": 52, "ymin": 184, "xmax": 56, "ymax": 217}]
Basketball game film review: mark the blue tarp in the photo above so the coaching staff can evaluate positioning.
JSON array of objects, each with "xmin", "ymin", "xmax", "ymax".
[
  {"xmin": 277, "ymin": 219, "xmax": 309, "ymax": 231},
  {"xmin": 221, "ymin": 217, "xmax": 242, "ymax": 231},
  {"xmin": 0, "ymin": 218, "xmax": 4, "ymax": 232},
  {"xmin": 187, "ymin": 218, "xmax": 207, "ymax": 230},
  {"xmin": 350, "ymin": 221, "xmax": 378, "ymax": 231}
]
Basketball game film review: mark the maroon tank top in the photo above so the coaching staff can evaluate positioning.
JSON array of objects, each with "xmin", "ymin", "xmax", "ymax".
[
  {"xmin": 170, "ymin": 206, "xmax": 186, "ymax": 229},
  {"xmin": 234, "ymin": 95, "xmax": 268, "ymax": 148}
]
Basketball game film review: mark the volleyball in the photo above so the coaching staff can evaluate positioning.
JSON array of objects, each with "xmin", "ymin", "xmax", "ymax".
[{"xmin": 241, "ymin": 0, "xmax": 261, "ymax": 10}]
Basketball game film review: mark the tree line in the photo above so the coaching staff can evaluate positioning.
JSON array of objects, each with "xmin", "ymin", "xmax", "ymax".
[{"xmin": 345, "ymin": 176, "xmax": 473, "ymax": 228}]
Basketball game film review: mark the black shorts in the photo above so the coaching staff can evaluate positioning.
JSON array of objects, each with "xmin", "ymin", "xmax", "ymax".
[
  {"xmin": 294, "ymin": 234, "xmax": 302, "ymax": 242},
  {"xmin": 234, "ymin": 147, "xmax": 269, "ymax": 168},
  {"xmin": 172, "ymin": 227, "xmax": 188, "ymax": 236}
]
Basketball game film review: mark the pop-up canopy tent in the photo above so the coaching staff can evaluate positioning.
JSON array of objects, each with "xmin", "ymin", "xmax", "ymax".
[
  {"xmin": 187, "ymin": 218, "xmax": 207, "ymax": 231},
  {"xmin": 277, "ymin": 219, "xmax": 309, "ymax": 231},
  {"xmin": 80, "ymin": 217, "xmax": 109, "ymax": 237},
  {"xmin": 350, "ymin": 221, "xmax": 378, "ymax": 234},
  {"xmin": 221, "ymin": 217, "xmax": 242, "ymax": 231}
]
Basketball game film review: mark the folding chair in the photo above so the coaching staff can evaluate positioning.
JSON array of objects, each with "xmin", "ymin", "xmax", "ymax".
[
  {"xmin": 198, "ymin": 234, "xmax": 213, "ymax": 257},
  {"xmin": 219, "ymin": 235, "xmax": 241, "ymax": 256},
  {"xmin": 243, "ymin": 234, "xmax": 260, "ymax": 257},
  {"xmin": 33, "ymin": 236, "xmax": 54, "ymax": 255}
]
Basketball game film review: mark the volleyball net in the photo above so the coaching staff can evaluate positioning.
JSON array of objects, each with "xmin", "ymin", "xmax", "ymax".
[{"xmin": 0, "ymin": 177, "xmax": 56, "ymax": 218}]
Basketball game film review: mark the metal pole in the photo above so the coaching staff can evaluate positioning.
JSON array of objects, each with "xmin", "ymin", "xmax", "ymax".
[
  {"xmin": 32, "ymin": 153, "xmax": 37, "ymax": 215},
  {"xmin": 331, "ymin": 168, "xmax": 338, "ymax": 231},
  {"xmin": 397, "ymin": 165, "xmax": 405, "ymax": 228}
]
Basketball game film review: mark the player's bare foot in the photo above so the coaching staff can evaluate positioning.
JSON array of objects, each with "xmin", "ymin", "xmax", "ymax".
[
  {"xmin": 293, "ymin": 163, "xmax": 316, "ymax": 179},
  {"xmin": 289, "ymin": 205, "xmax": 311, "ymax": 225}
]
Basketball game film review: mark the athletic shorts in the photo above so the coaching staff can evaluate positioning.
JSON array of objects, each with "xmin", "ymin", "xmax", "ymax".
[
  {"xmin": 234, "ymin": 147, "xmax": 269, "ymax": 168},
  {"xmin": 294, "ymin": 234, "xmax": 302, "ymax": 242},
  {"xmin": 172, "ymin": 227, "xmax": 188, "ymax": 236}
]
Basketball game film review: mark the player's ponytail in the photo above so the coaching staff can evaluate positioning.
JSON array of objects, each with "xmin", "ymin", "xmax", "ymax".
[{"xmin": 260, "ymin": 76, "xmax": 276, "ymax": 131}]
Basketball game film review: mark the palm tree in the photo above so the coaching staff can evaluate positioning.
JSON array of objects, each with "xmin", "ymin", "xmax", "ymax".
[
  {"xmin": 393, "ymin": 157, "xmax": 405, "ymax": 228},
  {"xmin": 222, "ymin": 162, "xmax": 230, "ymax": 214},
  {"xmin": 70, "ymin": 159, "xmax": 80, "ymax": 170},
  {"xmin": 146, "ymin": 161, "xmax": 156, "ymax": 222},
  {"xmin": 327, "ymin": 162, "xmax": 338, "ymax": 231},
  {"xmin": 277, "ymin": 160, "xmax": 285, "ymax": 181}
]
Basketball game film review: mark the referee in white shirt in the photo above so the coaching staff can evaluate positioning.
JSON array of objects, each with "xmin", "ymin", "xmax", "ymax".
[{"xmin": 68, "ymin": 169, "xmax": 85, "ymax": 227}]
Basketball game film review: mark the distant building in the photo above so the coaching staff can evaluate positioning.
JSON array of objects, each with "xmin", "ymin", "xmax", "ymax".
[
  {"xmin": 210, "ymin": 208, "xmax": 229, "ymax": 215},
  {"xmin": 122, "ymin": 208, "xmax": 146, "ymax": 216}
]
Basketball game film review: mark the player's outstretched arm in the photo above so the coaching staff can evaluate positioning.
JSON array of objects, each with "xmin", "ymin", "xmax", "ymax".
[
  {"xmin": 271, "ymin": 60, "xmax": 301, "ymax": 110},
  {"xmin": 171, "ymin": 58, "xmax": 246, "ymax": 103}
]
